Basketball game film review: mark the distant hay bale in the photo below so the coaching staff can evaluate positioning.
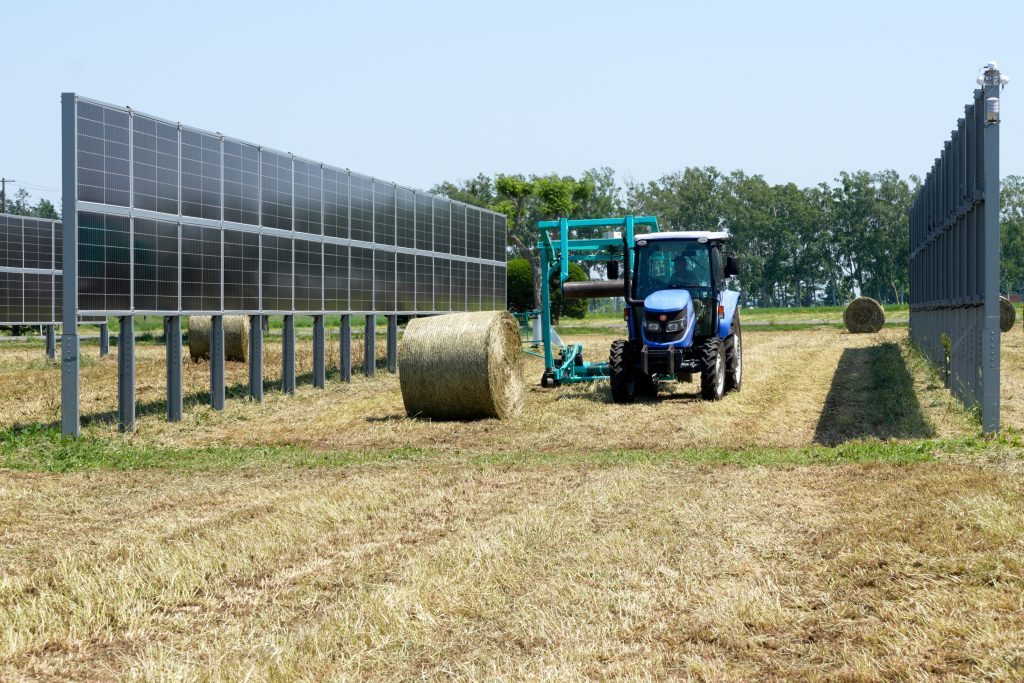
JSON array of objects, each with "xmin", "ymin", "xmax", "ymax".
[
  {"xmin": 843, "ymin": 297, "xmax": 885, "ymax": 334},
  {"xmin": 1000, "ymin": 296, "xmax": 1015, "ymax": 332},
  {"xmin": 187, "ymin": 315, "xmax": 250, "ymax": 362},
  {"xmin": 399, "ymin": 311, "xmax": 523, "ymax": 420}
]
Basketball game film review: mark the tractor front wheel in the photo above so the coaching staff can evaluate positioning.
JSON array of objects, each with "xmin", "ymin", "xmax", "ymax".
[
  {"xmin": 725, "ymin": 313, "xmax": 743, "ymax": 393},
  {"xmin": 609, "ymin": 340, "xmax": 636, "ymax": 403},
  {"xmin": 700, "ymin": 337, "xmax": 726, "ymax": 401}
]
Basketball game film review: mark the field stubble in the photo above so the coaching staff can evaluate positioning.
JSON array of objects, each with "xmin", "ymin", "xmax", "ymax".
[{"xmin": 0, "ymin": 327, "xmax": 982, "ymax": 453}]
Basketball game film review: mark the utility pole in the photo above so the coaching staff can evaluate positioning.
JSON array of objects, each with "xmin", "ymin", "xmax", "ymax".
[{"xmin": 0, "ymin": 178, "xmax": 14, "ymax": 213}]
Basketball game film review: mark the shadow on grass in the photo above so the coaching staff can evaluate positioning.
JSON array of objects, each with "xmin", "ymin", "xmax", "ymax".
[{"xmin": 814, "ymin": 342, "xmax": 933, "ymax": 445}]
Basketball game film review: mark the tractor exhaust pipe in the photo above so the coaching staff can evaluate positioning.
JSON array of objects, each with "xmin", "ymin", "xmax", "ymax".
[{"xmin": 562, "ymin": 280, "xmax": 625, "ymax": 299}]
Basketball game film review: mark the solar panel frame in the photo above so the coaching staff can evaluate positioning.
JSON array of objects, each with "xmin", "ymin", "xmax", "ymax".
[{"xmin": 0, "ymin": 213, "xmax": 62, "ymax": 325}]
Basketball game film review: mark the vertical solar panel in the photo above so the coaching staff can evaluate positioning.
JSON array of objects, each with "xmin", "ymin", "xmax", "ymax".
[
  {"xmin": 223, "ymin": 229, "xmax": 259, "ymax": 311},
  {"xmin": 396, "ymin": 187, "xmax": 415, "ymax": 249},
  {"xmin": 0, "ymin": 216, "xmax": 21, "ymax": 268},
  {"xmin": 415, "ymin": 255, "xmax": 433, "ymax": 312},
  {"xmin": 23, "ymin": 273, "xmax": 52, "ymax": 322},
  {"xmin": 0, "ymin": 272, "xmax": 23, "ymax": 322},
  {"xmin": 133, "ymin": 115, "xmax": 179, "ymax": 214},
  {"xmin": 374, "ymin": 250, "xmax": 396, "ymax": 313},
  {"xmin": 450, "ymin": 202, "xmax": 466, "ymax": 257},
  {"xmin": 323, "ymin": 167, "xmax": 349, "ymax": 239},
  {"xmin": 433, "ymin": 258, "xmax": 451, "ymax": 311},
  {"xmin": 450, "ymin": 259, "xmax": 466, "ymax": 311},
  {"xmin": 466, "ymin": 206, "xmax": 481, "ymax": 259},
  {"xmin": 294, "ymin": 238, "xmax": 323, "ymax": 311},
  {"xmin": 373, "ymin": 181, "xmax": 396, "ymax": 246},
  {"xmin": 349, "ymin": 247, "xmax": 373, "ymax": 311},
  {"xmin": 433, "ymin": 197, "xmax": 451, "ymax": 255},
  {"xmin": 396, "ymin": 252, "xmax": 415, "ymax": 312},
  {"xmin": 466, "ymin": 262, "xmax": 481, "ymax": 311},
  {"xmin": 181, "ymin": 128, "xmax": 222, "ymax": 220},
  {"xmin": 261, "ymin": 151, "xmax": 293, "ymax": 230},
  {"xmin": 181, "ymin": 224, "xmax": 221, "ymax": 312},
  {"xmin": 350, "ymin": 174, "xmax": 373, "ymax": 243},
  {"xmin": 23, "ymin": 219, "xmax": 53, "ymax": 270},
  {"xmin": 414, "ymin": 193, "xmax": 432, "ymax": 251},
  {"xmin": 134, "ymin": 218, "xmax": 179, "ymax": 312},
  {"xmin": 261, "ymin": 234, "xmax": 292, "ymax": 311},
  {"xmin": 78, "ymin": 211, "xmax": 130, "ymax": 312},
  {"xmin": 294, "ymin": 160, "xmax": 322, "ymax": 235},
  {"xmin": 324, "ymin": 242, "xmax": 349, "ymax": 311},
  {"xmin": 224, "ymin": 140, "xmax": 260, "ymax": 225},
  {"xmin": 77, "ymin": 102, "xmax": 130, "ymax": 207}
]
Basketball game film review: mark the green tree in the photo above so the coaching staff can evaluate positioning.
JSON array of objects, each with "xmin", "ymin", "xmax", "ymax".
[
  {"xmin": 1001, "ymin": 175, "xmax": 1024, "ymax": 295},
  {"xmin": 506, "ymin": 257, "xmax": 534, "ymax": 311}
]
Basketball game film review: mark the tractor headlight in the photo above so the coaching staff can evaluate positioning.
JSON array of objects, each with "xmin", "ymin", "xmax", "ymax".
[
  {"xmin": 665, "ymin": 319, "xmax": 684, "ymax": 333},
  {"xmin": 645, "ymin": 321, "xmax": 661, "ymax": 332}
]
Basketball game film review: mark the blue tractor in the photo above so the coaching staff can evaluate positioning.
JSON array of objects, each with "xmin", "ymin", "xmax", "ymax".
[
  {"xmin": 530, "ymin": 216, "xmax": 742, "ymax": 402},
  {"xmin": 613, "ymin": 229, "xmax": 742, "ymax": 402}
]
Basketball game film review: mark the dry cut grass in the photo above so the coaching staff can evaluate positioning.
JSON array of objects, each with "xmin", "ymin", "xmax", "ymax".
[
  {"xmin": 0, "ymin": 328, "xmax": 977, "ymax": 453},
  {"xmin": 1, "ymin": 461, "xmax": 1022, "ymax": 680}
]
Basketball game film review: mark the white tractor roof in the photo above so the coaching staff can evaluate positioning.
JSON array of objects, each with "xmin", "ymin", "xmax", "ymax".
[{"xmin": 634, "ymin": 231, "xmax": 730, "ymax": 242}]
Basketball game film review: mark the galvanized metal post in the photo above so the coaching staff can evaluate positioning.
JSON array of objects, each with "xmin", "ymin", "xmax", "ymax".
[
  {"xmin": 165, "ymin": 316, "xmax": 183, "ymax": 421},
  {"xmin": 210, "ymin": 315, "xmax": 225, "ymax": 410},
  {"xmin": 386, "ymin": 314, "xmax": 398, "ymax": 373},
  {"xmin": 282, "ymin": 314, "xmax": 296, "ymax": 394},
  {"xmin": 313, "ymin": 315, "xmax": 325, "ymax": 388},
  {"xmin": 99, "ymin": 322, "xmax": 109, "ymax": 357},
  {"xmin": 60, "ymin": 92, "xmax": 80, "ymax": 437},
  {"xmin": 340, "ymin": 314, "xmax": 352, "ymax": 382},
  {"xmin": 981, "ymin": 67, "xmax": 1001, "ymax": 433},
  {"xmin": 118, "ymin": 315, "xmax": 135, "ymax": 431},
  {"xmin": 364, "ymin": 314, "xmax": 375, "ymax": 376},
  {"xmin": 249, "ymin": 314, "xmax": 264, "ymax": 402},
  {"xmin": 45, "ymin": 324, "xmax": 55, "ymax": 360}
]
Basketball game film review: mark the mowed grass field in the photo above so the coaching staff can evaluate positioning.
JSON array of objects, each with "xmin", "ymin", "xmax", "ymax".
[{"xmin": 2, "ymin": 325, "xmax": 1024, "ymax": 680}]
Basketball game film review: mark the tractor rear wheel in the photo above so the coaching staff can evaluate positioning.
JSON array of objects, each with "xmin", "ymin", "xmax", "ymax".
[
  {"xmin": 725, "ymin": 313, "xmax": 743, "ymax": 393},
  {"xmin": 609, "ymin": 340, "xmax": 636, "ymax": 403},
  {"xmin": 700, "ymin": 337, "xmax": 726, "ymax": 401}
]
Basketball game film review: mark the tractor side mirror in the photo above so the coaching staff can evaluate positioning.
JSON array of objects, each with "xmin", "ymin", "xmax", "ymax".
[{"xmin": 724, "ymin": 255, "xmax": 741, "ymax": 278}]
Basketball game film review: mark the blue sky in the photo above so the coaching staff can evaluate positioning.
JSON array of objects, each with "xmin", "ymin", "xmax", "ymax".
[{"xmin": 3, "ymin": 0, "xmax": 1022, "ymax": 207}]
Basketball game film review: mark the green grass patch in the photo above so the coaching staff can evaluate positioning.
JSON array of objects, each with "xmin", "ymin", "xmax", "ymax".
[{"xmin": 2, "ymin": 423, "xmax": 1015, "ymax": 474}]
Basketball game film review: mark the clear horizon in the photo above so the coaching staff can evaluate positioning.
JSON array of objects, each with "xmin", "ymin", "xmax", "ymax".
[{"xmin": 3, "ymin": 0, "xmax": 1022, "ymax": 209}]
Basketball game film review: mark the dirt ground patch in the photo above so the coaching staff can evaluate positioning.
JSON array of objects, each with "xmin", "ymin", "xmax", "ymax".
[
  {"xmin": 0, "ymin": 328, "xmax": 977, "ymax": 452},
  {"xmin": 1, "ymin": 461, "xmax": 1021, "ymax": 680}
]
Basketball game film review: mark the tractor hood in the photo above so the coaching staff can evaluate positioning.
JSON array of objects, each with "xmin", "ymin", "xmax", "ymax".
[{"xmin": 644, "ymin": 289, "xmax": 691, "ymax": 313}]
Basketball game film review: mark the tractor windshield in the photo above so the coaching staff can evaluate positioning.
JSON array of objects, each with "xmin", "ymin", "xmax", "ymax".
[{"xmin": 634, "ymin": 240, "xmax": 712, "ymax": 299}]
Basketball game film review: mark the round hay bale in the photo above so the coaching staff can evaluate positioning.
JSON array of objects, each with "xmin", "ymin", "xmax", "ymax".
[
  {"xmin": 1000, "ymin": 296, "xmax": 1016, "ymax": 332},
  {"xmin": 843, "ymin": 297, "xmax": 885, "ymax": 334},
  {"xmin": 399, "ymin": 311, "xmax": 523, "ymax": 420},
  {"xmin": 187, "ymin": 315, "xmax": 250, "ymax": 362}
]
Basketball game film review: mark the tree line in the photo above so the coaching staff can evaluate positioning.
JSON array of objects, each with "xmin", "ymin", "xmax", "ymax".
[
  {"xmin": 434, "ymin": 168, "xmax": 1024, "ymax": 308},
  {"xmin": 0, "ymin": 188, "xmax": 59, "ymax": 220}
]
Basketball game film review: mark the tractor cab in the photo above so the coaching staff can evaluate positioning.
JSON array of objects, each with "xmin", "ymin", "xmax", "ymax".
[
  {"xmin": 614, "ymin": 231, "xmax": 742, "ymax": 402},
  {"xmin": 631, "ymin": 232, "xmax": 736, "ymax": 346}
]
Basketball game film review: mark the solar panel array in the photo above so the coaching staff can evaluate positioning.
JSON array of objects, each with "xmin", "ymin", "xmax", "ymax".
[
  {"xmin": 0, "ymin": 214, "xmax": 61, "ymax": 325},
  {"xmin": 71, "ymin": 96, "xmax": 508, "ymax": 316}
]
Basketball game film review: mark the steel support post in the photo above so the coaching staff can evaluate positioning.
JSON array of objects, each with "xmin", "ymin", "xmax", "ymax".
[
  {"xmin": 313, "ymin": 315, "xmax": 325, "ymax": 389},
  {"xmin": 364, "ymin": 314, "xmax": 375, "ymax": 377},
  {"xmin": 282, "ymin": 314, "xmax": 296, "ymax": 394},
  {"xmin": 45, "ymin": 324, "xmax": 56, "ymax": 360},
  {"xmin": 249, "ymin": 314, "xmax": 264, "ymax": 402},
  {"xmin": 210, "ymin": 315, "xmax": 225, "ymax": 411},
  {"xmin": 118, "ymin": 315, "xmax": 135, "ymax": 431},
  {"xmin": 340, "ymin": 314, "xmax": 352, "ymax": 382},
  {"xmin": 165, "ymin": 316, "xmax": 183, "ymax": 422},
  {"xmin": 981, "ymin": 75, "xmax": 1001, "ymax": 433},
  {"xmin": 60, "ymin": 92, "xmax": 80, "ymax": 437},
  {"xmin": 387, "ymin": 314, "xmax": 398, "ymax": 373},
  {"xmin": 99, "ymin": 322, "xmax": 109, "ymax": 357}
]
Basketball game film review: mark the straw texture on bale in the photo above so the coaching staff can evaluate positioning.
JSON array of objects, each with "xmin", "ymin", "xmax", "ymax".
[
  {"xmin": 843, "ymin": 297, "xmax": 885, "ymax": 334},
  {"xmin": 999, "ymin": 296, "xmax": 1016, "ymax": 332},
  {"xmin": 187, "ymin": 315, "xmax": 250, "ymax": 362},
  {"xmin": 398, "ymin": 311, "xmax": 523, "ymax": 420}
]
